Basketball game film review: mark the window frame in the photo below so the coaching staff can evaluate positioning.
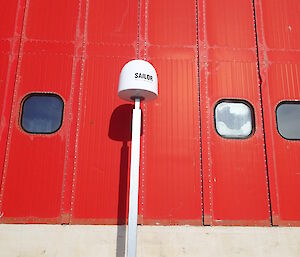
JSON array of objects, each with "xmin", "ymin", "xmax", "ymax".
[
  {"xmin": 20, "ymin": 92, "xmax": 64, "ymax": 135},
  {"xmin": 214, "ymin": 99, "xmax": 256, "ymax": 140},
  {"xmin": 275, "ymin": 100, "xmax": 300, "ymax": 141}
]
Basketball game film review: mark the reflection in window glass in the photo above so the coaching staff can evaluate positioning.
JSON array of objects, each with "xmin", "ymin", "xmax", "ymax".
[
  {"xmin": 215, "ymin": 101, "xmax": 253, "ymax": 138},
  {"xmin": 276, "ymin": 102, "xmax": 300, "ymax": 140},
  {"xmin": 21, "ymin": 94, "xmax": 64, "ymax": 134}
]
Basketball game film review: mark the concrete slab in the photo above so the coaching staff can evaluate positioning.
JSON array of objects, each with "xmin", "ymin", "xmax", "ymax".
[{"xmin": 0, "ymin": 225, "xmax": 299, "ymax": 257}]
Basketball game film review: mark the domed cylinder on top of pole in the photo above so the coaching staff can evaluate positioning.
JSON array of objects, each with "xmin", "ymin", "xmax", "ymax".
[{"xmin": 118, "ymin": 60, "xmax": 158, "ymax": 257}]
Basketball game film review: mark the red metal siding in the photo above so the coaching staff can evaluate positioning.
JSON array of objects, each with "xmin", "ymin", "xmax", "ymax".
[
  {"xmin": 139, "ymin": 0, "xmax": 202, "ymax": 225},
  {"xmin": 0, "ymin": 0, "xmax": 299, "ymax": 226},
  {"xmin": 255, "ymin": 0, "xmax": 300, "ymax": 225},
  {"xmin": 0, "ymin": 0, "xmax": 25, "ymax": 198},
  {"xmin": 70, "ymin": 0, "xmax": 138, "ymax": 224},
  {"xmin": 140, "ymin": 56, "xmax": 203, "ymax": 225},
  {"xmin": 198, "ymin": 0, "xmax": 271, "ymax": 225},
  {"xmin": 0, "ymin": 0, "xmax": 83, "ymax": 223}
]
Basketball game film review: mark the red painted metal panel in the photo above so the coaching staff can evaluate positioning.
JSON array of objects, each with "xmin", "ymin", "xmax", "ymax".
[
  {"xmin": 0, "ymin": 0, "xmax": 19, "ymax": 38},
  {"xmin": 0, "ymin": 0, "xmax": 25, "ymax": 199},
  {"xmin": 26, "ymin": 0, "xmax": 78, "ymax": 41},
  {"xmin": 0, "ymin": 0, "xmax": 298, "ymax": 227},
  {"xmin": 70, "ymin": 0, "xmax": 138, "ymax": 224},
  {"xmin": 199, "ymin": 0, "xmax": 270, "ymax": 225},
  {"xmin": 87, "ymin": 0, "xmax": 138, "ymax": 44},
  {"xmin": 0, "ymin": 53, "xmax": 10, "ymax": 180},
  {"xmin": 139, "ymin": 0, "xmax": 202, "ymax": 225},
  {"xmin": 146, "ymin": 0, "xmax": 196, "ymax": 46},
  {"xmin": 0, "ymin": 0, "xmax": 82, "ymax": 223},
  {"xmin": 255, "ymin": 0, "xmax": 300, "ymax": 225}
]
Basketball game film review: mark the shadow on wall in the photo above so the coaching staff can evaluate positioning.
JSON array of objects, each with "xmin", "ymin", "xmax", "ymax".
[{"xmin": 108, "ymin": 104, "xmax": 143, "ymax": 257}]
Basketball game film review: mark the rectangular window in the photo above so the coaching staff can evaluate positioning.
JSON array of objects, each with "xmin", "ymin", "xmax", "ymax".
[
  {"xmin": 21, "ymin": 93, "xmax": 64, "ymax": 134},
  {"xmin": 276, "ymin": 102, "xmax": 300, "ymax": 140},
  {"xmin": 215, "ymin": 100, "xmax": 254, "ymax": 139}
]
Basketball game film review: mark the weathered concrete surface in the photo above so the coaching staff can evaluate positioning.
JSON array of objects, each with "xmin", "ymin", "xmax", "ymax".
[{"xmin": 0, "ymin": 225, "xmax": 300, "ymax": 257}]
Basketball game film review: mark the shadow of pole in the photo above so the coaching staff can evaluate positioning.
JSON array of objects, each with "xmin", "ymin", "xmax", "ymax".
[
  {"xmin": 109, "ymin": 103, "xmax": 143, "ymax": 257},
  {"xmin": 109, "ymin": 104, "xmax": 133, "ymax": 257}
]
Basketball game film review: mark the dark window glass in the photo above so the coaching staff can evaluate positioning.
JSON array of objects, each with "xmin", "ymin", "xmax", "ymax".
[
  {"xmin": 276, "ymin": 102, "xmax": 300, "ymax": 140},
  {"xmin": 215, "ymin": 101, "xmax": 254, "ymax": 139},
  {"xmin": 21, "ymin": 94, "xmax": 64, "ymax": 134}
]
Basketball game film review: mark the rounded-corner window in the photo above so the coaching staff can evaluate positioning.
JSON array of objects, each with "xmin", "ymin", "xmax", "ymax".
[
  {"xmin": 276, "ymin": 101, "xmax": 300, "ymax": 140},
  {"xmin": 20, "ymin": 93, "xmax": 64, "ymax": 134},
  {"xmin": 214, "ymin": 100, "xmax": 254, "ymax": 139}
]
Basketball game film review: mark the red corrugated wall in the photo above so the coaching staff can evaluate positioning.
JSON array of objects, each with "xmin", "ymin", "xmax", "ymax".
[
  {"xmin": 70, "ymin": 0, "xmax": 138, "ymax": 224},
  {"xmin": 0, "ymin": 0, "xmax": 86, "ymax": 223},
  {"xmin": 255, "ymin": 0, "xmax": 300, "ymax": 226},
  {"xmin": 139, "ymin": 0, "xmax": 202, "ymax": 225},
  {"xmin": 0, "ymin": 0, "xmax": 25, "ymax": 206},
  {"xmin": 199, "ymin": 0, "xmax": 271, "ymax": 225},
  {"xmin": 0, "ymin": 0, "xmax": 299, "ymax": 226}
]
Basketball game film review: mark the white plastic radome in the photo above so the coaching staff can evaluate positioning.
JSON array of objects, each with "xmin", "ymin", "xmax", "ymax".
[{"xmin": 118, "ymin": 60, "xmax": 158, "ymax": 101}]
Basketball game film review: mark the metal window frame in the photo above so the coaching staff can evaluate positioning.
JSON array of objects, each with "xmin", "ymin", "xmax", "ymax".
[
  {"xmin": 275, "ymin": 100, "xmax": 300, "ymax": 141},
  {"xmin": 20, "ymin": 92, "xmax": 64, "ymax": 135},
  {"xmin": 214, "ymin": 99, "xmax": 256, "ymax": 140}
]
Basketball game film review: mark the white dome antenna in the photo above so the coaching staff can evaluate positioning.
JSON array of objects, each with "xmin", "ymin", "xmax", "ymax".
[
  {"xmin": 118, "ymin": 59, "xmax": 158, "ymax": 101},
  {"xmin": 118, "ymin": 60, "xmax": 158, "ymax": 257}
]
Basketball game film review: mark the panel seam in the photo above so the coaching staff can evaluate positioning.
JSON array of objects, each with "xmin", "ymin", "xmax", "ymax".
[
  {"xmin": 195, "ymin": 0, "xmax": 204, "ymax": 225},
  {"xmin": 0, "ymin": 0, "xmax": 29, "ymax": 213},
  {"xmin": 252, "ymin": 0, "xmax": 273, "ymax": 226},
  {"xmin": 60, "ymin": 0, "xmax": 85, "ymax": 224},
  {"xmin": 136, "ymin": 0, "xmax": 140, "ymax": 59},
  {"xmin": 0, "ymin": 0, "xmax": 25, "ymax": 186},
  {"xmin": 140, "ymin": 0, "xmax": 147, "ymax": 225},
  {"xmin": 69, "ymin": 0, "xmax": 89, "ymax": 223}
]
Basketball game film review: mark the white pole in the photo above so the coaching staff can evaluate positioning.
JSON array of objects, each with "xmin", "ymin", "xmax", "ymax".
[{"xmin": 127, "ymin": 98, "xmax": 141, "ymax": 257}]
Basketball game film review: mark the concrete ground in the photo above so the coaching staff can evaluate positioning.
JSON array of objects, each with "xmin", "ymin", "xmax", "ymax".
[{"xmin": 0, "ymin": 225, "xmax": 300, "ymax": 257}]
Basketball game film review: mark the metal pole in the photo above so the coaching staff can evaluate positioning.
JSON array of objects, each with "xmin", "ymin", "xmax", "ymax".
[{"xmin": 127, "ymin": 98, "xmax": 141, "ymax": 257}]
